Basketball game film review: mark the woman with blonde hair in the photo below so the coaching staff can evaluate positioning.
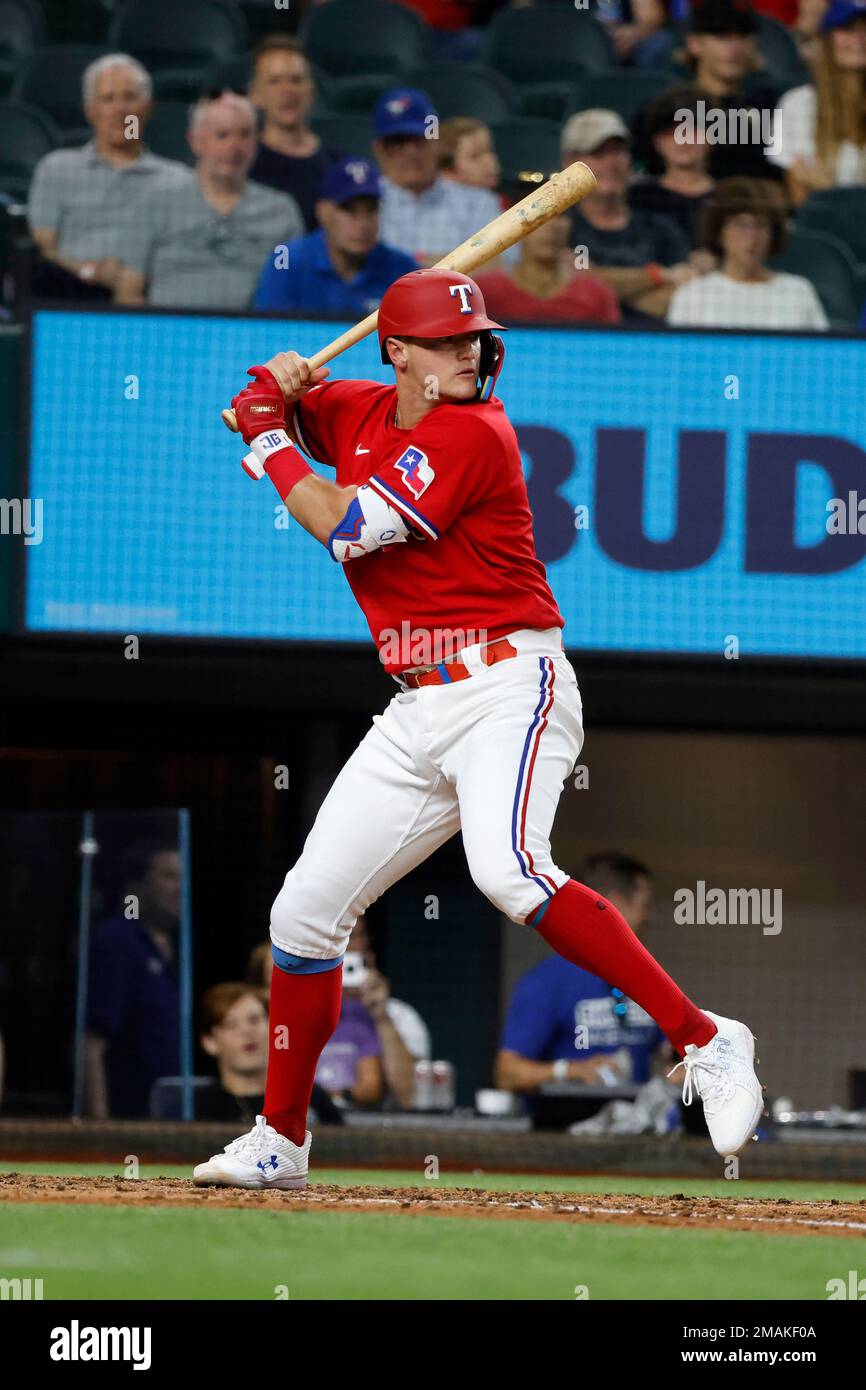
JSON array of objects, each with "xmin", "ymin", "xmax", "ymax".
[{"xmin": 770, "ymin": 0, "xmax": 866, "ymax": 204}]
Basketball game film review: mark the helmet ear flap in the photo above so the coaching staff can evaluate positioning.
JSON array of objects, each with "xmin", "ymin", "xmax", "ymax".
[{"xmin": 478, "ymin": 333, "xmax": 505, "ymax": 401}]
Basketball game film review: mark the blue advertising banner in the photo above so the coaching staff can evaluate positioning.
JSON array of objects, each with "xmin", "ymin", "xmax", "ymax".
[{"xmin": 25, "ymin": 310, "xmax": 866, "ymax": 658}]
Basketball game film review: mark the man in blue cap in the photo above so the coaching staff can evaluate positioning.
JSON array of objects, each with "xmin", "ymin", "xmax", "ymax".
[
  {"xmin": 373, "ymin": 87, "xmax": 511, "ymax": 266},
  {"xmin": 252, "ymin": 156, "xmax": 418, "ymax": 316}
]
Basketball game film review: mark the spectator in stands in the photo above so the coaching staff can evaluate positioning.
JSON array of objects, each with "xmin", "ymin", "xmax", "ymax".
[
  {"xmin": 475, "ymin": 215, "xmax": 621, "ymax": 323},
  {"xmin": 246, "ymin": 940, "xmax": 274, "ymax": 990},
  {"xmin": 632, "ymin": 0, "xmax": 785, "ymax": 185},
  {"xmin": 438, "ymin": 116, "xmax": 501, "ymax": 192},
  {"xmin": 562, "ymin": 109, "xmax": 698, "ymax": 319},
  {"xmin": 794, "ymin": 0, "xmax": 835, "ymax": 63},
  {"xmin": 196, "ymin": 983, "xmax": 269, "ymax": 1123},
  {"xmin": 194, "ymin": 981, "xmax": 342, "ymax": 1125},
  {"xmin": 628, "ymin": 88, "xmax": 717, "ymax": 250},
  {"xmin": 27, "ymin": 53, "xmax": 187, "ymax": 301},
  {"xmin": 259, "ymin": 912, "xmax": 429, "ymax": 1110},
  {"xmin": 84, "ymin": 841, "xmax": 182, "ymax": 1119},
  {"xmin": 595, "ymin": 0, "xmax": 671, "ymax": 67},
  {"xmin": 315, "ymin": 983, "xmax": 386, "ymax": 1109},
  {"xmin": 394, "ymin": 0, "xmax": 487, "ymax": 62},
  {"xmin": 667, "ymin": 175, "xmax": 830, "ymax": 325},
  {"xmin": 373, "ymin": 87, "xmax": 509, "ymax": 265},
  {"xmin": 496, "ymin": 853, "xmax": 669, "ymax": 1096},
  {"xmin": 248, "ymin": 34, "xmax": 340, "ymax": 231},
  {"xmin": 115, "ymin": 92, "xmax": 303, "ymax": 309},
  {"xmin": 236, "ymin": 955, "xmax": 345, "ymax": 1126},
  {"xmin": 768, "ymin": 0, "xmax": 866, "ymax": 204},
  {"xmin": 253, "ymin": 156, "xmax": 417, "ymax": 315},
  {"xmin": 347, "ymin": 913, "xmax": 431, "ymax": 1107}
]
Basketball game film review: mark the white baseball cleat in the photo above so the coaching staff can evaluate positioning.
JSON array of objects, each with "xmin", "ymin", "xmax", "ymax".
[
  {"xmin": 193, "ymin": 1114, "xmax": 311, "ymax": 1190},
  {"xmin": 668, "ymin": 1011, "xmax": 764, "ymax": 1156}
]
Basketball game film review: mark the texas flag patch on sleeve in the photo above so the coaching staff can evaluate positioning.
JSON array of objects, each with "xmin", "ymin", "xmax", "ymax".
[{"xmin": 393, "ymin": 445, "xmax": 434, "ymax": 498}]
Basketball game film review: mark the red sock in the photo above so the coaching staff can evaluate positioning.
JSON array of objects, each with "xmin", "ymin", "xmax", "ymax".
[
  {"xmin": 264, "ymin": 962, "xmax": 343, "ymax": 1144},
  {"xmin": 533, "ymin": 880, "xmax": 716, "ymax": 1055}
]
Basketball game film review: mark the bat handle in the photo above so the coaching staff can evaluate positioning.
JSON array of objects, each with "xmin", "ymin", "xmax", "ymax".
[{"xmin": 222, "ymin": 407, "xmax": 239, "ymax": 432}]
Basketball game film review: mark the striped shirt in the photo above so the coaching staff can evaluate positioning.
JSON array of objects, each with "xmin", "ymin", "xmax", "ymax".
[{"xmin": 379, "ymin": 175, "xmax": 517, "ymax": 266}]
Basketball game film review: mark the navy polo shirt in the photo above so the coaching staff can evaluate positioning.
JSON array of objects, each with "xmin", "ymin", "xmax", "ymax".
[
  {"xmin": 501, "ymin": 955, "xmax": 664, "ymax": 1084},
  {"xmin": 86, "ymin": 916, "xmax": 180, "ymax": 1118},
  {"xmin": 253, "ymin": 227, "xmax": 417, "ymax": 317}
]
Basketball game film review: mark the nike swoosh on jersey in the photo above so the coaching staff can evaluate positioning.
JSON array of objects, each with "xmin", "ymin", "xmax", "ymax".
[{"xmin": 355, "ymin": 445, "xmax": 370, "ymax": 454}]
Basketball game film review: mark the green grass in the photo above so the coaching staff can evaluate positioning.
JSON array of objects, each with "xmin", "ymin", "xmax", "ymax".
[
  {"xmin": 1, "ymin": 1163, "xmax": 861, "ymax": 1299},
  {"xmin": 3, "ymin": 1160, "xmax": 866, "ymax": 1204},
  {"xmin": 0, "ymin": 1201, "xmax": 851, "ymax": 1300}
]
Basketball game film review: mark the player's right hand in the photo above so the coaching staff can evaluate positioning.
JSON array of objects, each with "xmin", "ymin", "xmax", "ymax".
[
  {"xmin": 262, "ymin": 351, "xmax": 330, "ymax": 405},
  {"xmin": 230, "ymin": 365, "xmax": 288, "ymax": 445}
]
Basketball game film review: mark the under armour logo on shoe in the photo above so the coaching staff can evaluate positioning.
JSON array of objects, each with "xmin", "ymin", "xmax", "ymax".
[{"xmin": 257, "ymin": 1155, "xmax": 279, "ymax": 1173}]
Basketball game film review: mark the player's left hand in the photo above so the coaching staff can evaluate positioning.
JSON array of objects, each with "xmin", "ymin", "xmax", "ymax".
[{"xmin": 262, "ymin": 351, "xmax": 330, "ymax": 405}]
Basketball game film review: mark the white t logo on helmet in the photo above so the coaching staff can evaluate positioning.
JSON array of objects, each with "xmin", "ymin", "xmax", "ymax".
[{"xmin": 449, "ymin": 283, "xmax": 474, "ymax": 314}]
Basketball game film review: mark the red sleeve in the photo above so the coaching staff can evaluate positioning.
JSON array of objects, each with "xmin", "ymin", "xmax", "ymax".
[
  {"xmin": 366, "ymin": 407, "xmax": 505, "ymax": 541},
  {"xmin": 588, "ymin": 275, "xmax": 622, "ymax": 324}
]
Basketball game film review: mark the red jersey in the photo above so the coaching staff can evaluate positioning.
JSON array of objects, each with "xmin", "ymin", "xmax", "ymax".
[{"xmin": 292, "ymin": 379, "xmax": 564, "ymax": 673}]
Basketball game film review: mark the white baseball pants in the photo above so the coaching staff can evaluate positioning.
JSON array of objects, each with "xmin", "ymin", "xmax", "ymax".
[{"xmin": 270, "ymin": 628, "xmax": 584, "ymax": 961}]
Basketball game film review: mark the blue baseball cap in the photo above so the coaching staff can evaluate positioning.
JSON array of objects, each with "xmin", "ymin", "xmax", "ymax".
[
  {"xmin": 374, "ymin": 87, "xmax": 437, "ymax": 139},
  {"xmin": 321, "ymin": 157, "xmax": 382, "ymax": 205},
  {"xmin": 821, "ymin": 0, "xmax": 866, "ymax": 29}
]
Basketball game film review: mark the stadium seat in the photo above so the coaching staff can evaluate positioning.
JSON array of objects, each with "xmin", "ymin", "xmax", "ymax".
[
  {"xmin": 239, "ymin": 0, "xmax": 303, "ymax": 46},
  {"xmin": 405, "ymin": 63, "xmax": 515, "ymax": 124},
  {"xmin": 108, "ymin": 0, "xmax": 247, "ymax": 83},
  {"xmin": 53, "ymin": 126, "xmax": 92, "ymax": 149},
  {"xmin": 152, "ymin": 67, "xmax": 221, "ymax": 102},
  {"xmin": 300, "ymin": 0, "xmax": 430, "ymax": 78},
  {"xmin": 310, "ymin": 111, "xmax": 374, "ymax": 162},
  {"xmin": 12, "ymin": 44, "xmax": 108, "ymax": 132},
  {"xmin": 490, "ymin": 117, "xmax": 562, "ymax": 187},
  {"xmin": 0, "ymin": 100, "xmax": 57, "ymax": 201},
  {"xmin": 328, "ymin": 73, "xmax": 398, "ymax": 115},
  {"xmin": 40, "ymin": 0, "xmax": 111, "ymax": 45},
  {"xmin": 204, "ymin": 51, "xmax": 253, "ymax": 94},
  {"xmin": 755, "ymin": 15, "xmax": 809, "ymax": 89},
  {"xmin": 517, "ymin": 82, "xmax": 575, "ymax": 122},
  {"xmin": 0, "ymin": 0, "xmax": 44, "ymax": 96},
  {"xmin": 796, "ymin": 188, "xmax": 866, "ymax": 271},
  {"xmin": 145, "ymin": 101, "xmax": 194, "ymax": 165},
  {"xmin": 769, "ymin": 227, "xmax": 861, "ymax": 328},
  {"xmin": 567, "ymin": 68, "xmax": 677, "ymax": 125},
  {"xmin": 481, "ymin": 8, "xmax": 615, "ymax": 84}
]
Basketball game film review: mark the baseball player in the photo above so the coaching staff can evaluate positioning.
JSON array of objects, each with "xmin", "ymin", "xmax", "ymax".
[{"xmin": 194, "ymin": 269, "xmax": 763, "ymax": 1189}]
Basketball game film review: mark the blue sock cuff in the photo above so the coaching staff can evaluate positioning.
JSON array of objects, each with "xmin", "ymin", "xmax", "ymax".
[
  {"xmin": 526, "ymin": 897, "xmax": 552, "ymax": 928},
  {"xmin": 272, "ymin": 945, "xmax": 344, "ymax": 975}
]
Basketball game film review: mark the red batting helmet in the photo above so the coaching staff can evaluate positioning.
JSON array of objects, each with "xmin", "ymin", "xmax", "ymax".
[{"xmin": 378, "ymin": 268, "xmax": 507, "ymax": 401}]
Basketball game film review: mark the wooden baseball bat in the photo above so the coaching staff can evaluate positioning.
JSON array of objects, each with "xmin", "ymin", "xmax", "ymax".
[{"xmin": 221, "ymin": 160, "xmax": 597, "ymax": 431}]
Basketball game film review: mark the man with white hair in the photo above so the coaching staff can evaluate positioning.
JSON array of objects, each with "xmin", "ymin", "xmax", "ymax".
[
  {"xmin": 28, "ymin": 53, "xmax": 187, "ymax": 298},
  {"xmin": 116, "ymin": 91, "xmax": 303, "ymax": 309}
]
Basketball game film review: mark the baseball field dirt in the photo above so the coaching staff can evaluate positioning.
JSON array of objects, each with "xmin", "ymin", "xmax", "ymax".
[{"xmin": 2, "ymin": 1172, "xmax": 865, "ymax": 1237}]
